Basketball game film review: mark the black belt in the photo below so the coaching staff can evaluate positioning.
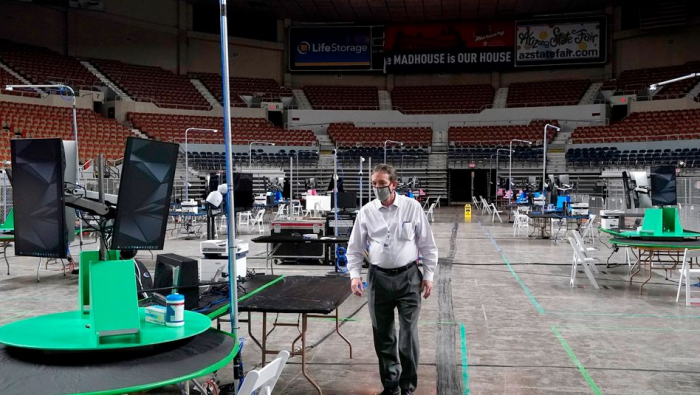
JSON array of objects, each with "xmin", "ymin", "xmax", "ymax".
[{"xmin": 373, "ymin": 262, "xmax": 416, "ymax": 275}]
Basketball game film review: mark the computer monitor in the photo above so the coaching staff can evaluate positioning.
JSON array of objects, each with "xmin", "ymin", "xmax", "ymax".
[
  {"xmin": 651, "ymin": 166, "xmax": 677, "ymax": 206},
  {"xmin": 111, "ymin": 138, "xmax": 179, "ymax": 250},
  {"xmin": 305, "ymin": 195, "xmax": 331, "ymax": 211},
  {"xmin": 10, "ymin": 138, "xmax": 68, "ymax": 258},
  {"xmin": 332, "ymin": 192, "xmax": 357, "ymax": 210}
]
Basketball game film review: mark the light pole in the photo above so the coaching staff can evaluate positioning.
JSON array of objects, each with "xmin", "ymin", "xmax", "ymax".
[
  {"xmin": 542, "ymin": 124, "xmax": 561, "ymax": 196},
  {"xmin": 649, "ymin": 73, "xmax": 700, "ymax": 92},
  {"xmin": 218, "ymin": 0, "xmax": 239, "ymax": 352},
  {"xmin": 248, "ymin": 141, "xmax": 275, "ymax": 168},
  {"xmin": 492, "ymin": 148, "xmax": 511, "ymax": 200},
  {"xmin": 359, "ymin": 156, "xmax": 365, "ymax": 207},
  {"xmin": 383, "ymin": 140, "xmax": 403, "ymax": 164},
  {"xmin": 184, "ymin": 127, "xmax": 217, "ymax": 201},
  {"xmin": 509, "ymin": 139, "xmax": 532, "ymax": 197}
]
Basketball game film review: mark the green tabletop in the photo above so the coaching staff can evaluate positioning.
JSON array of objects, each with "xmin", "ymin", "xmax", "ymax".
[
  {"xmin": 610, "ymin": 237, "xmax": 700, "ymax": 250},
  {"xmin": 0, "ymin": 234, "xmax": 14, "ymax": 242},
  {"xmin": 0, "ymin": 308, "xmax": 212, "ymax": 350}
]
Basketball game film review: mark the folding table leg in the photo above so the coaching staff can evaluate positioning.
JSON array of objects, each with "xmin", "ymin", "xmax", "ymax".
[
  {"xmin": 300, "ymin": 313, "xmax": 322, "ymax": 395},
  {"xmin": 3, "ymin": 243, "xmax": 9, "ymax": 275}
]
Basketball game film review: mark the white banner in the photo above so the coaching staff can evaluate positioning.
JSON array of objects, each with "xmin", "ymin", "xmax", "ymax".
[{"xmin": 515, "ymin": 19, "xmax": 605, "ymax": 66}]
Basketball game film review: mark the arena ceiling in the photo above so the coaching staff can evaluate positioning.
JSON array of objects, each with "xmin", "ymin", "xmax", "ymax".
[{"xmin": 225, "ymin": 0, "xmax": 616, "ymax": 22}]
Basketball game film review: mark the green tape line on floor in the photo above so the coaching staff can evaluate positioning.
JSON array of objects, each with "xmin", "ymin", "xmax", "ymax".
[
  {"xmin": 551, "ymin": 325, "xmax": 602, "ymax": 395},
  {"xmin": 501, "ymin": 254, "xmax": 545, "ymax": 314},
  {"xmin": 460, "ymin": 322, "xmax": 469, "ymax": 395}
]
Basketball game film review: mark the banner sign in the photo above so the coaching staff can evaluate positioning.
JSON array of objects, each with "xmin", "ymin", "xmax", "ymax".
[
  {"xmin": 289, "ymin": 26, "xmax": 372, "ymax": 71},
  {"xmin": 384, "ymin": 22, "xmax": 514, "ymax": 73},
  {"xmin": 515, "ymin": 17, "xmax": 606, "ymax": 67}
]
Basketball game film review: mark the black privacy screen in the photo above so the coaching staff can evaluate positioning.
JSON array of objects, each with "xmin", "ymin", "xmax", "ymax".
[
  {"xmin": 651, "ymin": 166, "xmax": 677, "ymax": 206},
  {"xmin": 111, "ymin": 138, "xmax": 178, "ymax": 250},
  {"xmin": 10, "ymin": 138, "xmax": 67, "ymax": 258}
]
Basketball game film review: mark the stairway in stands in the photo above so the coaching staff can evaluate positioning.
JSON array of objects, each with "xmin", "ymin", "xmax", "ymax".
[
  {"xmin": 190, "ymin": 78, "xmax": 222, "ymax": 109},
  {"xmin": 378, "ymin": 90, "xmax": 393, "ymax": 110},
  {"xmin": 174, "ymin": 151, "xmax": 206, "ymax": 200},
  {"xmin": 492, "ymin": 87, "xmax": 508, "ymax": 108},
  {"xmin": 579, "ymin": 82, "xmax": 603, "ymax": 105},
  {"xmin": 293, "ymin": 89, "xmax": 313, "ymax": 109},
  {"xmin": 81, "ymin": 60, "xmax": 132, "ymax": 100}
]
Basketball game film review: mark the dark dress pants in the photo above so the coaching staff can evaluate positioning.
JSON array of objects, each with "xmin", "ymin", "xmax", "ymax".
[{"xmin": 367, "ymin": 263, "xmax": 422, "ymax": 391}]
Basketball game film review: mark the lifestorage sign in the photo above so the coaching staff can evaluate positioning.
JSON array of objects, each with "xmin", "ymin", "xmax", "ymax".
[
  {"xmin": 515, "ymin": 18, "xmax": 606, "ymax": 67},
  {"xmin": 289, "ymin": 26, "xmax": 372, "ymax": 71},
  {"xmin": 384, "ymin": 22, "xmax": 514, "ymax": 73}
]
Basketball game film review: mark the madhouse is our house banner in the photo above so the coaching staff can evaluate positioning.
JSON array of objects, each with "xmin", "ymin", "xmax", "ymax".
[{"xmin": 384, "ymin": 22, "xmax": 514, "ymax": 73}]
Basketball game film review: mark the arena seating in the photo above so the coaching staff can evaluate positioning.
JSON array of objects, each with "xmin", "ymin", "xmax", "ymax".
[
  {"xmin": 601, "ymin": 61, "xmax": 700, "ymax": 98},
  {"xmin": 327, "ymin": 122, "xmax": 432, "ymax": 147},
  {"xmin": 189, "ymin": 72, "xmax": 291, "ymax": 105},
  {"xmin": 448, "ymin": 120, "xmax": 558, "ymax": 147},
  {"xmin": 506, "ymin": 79, "xmax": 590, "ymax": 107},
  {"xmin": 0, "ymin": 101, "xmax": 134, "ymax": 162},
  {"xmin": 391, "ymin": 84, "xmax": 495, "ymax": 114},
  {"xmin": 0, "ymin": 40, "xmax": 100, "ymax": 89},
  {"xmin": 0, "ymin": 68, "xmax": 39, "ymax": 98},
  {"xmin": 336, "ymin": 146, "xmax": 429, "ymax": 167},
  {"xmin": 449, "ymin": 146, "xmax": 544, "ymax": 166},
  {"xmin": 90, "ymin": 59, "xmax": 210, "ymax": 109},
  {"xmin": 304, "ymin": 86, "xmax": 379, "ymax": 110},
  {"xmin": 570, "ymin": 109, "xmax": 700, "ymax": 144},
  {"xmin": 127, "ymin": 112, "xmax": 316, "ymax": 146},
  {"xmin": 566, "ymin": 146, "xmax": 700, "ymax": 168},
  {"xmin": 188, "ymin": 149, "xmax": 319, "ymax": 170}
]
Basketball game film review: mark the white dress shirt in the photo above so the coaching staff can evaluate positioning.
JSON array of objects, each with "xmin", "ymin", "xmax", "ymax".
[{"xmin": 347, "ymin": 193, "xmax": 438, "ymax": 281}]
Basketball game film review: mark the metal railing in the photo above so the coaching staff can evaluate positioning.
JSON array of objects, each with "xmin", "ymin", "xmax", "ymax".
[
  {"xmin": 569, "ymin": 133, "xmax": 695, "ymax": 144},
  {"xmin": 116, "ymin": 96, "xmax": 213, "ymax": 111}
]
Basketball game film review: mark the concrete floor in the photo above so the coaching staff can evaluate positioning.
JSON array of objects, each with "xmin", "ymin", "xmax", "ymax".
[{"xmin": 2, "ymin": 207, "xmax": 700, "ymax": 394}]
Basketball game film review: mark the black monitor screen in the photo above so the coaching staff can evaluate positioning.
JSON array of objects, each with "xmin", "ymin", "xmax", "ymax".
[
  {"xmin": 333, "ymin": 192, "xmax": 357, "ymax": 209},
  {"xmin": 10, "ymin": 138, "xmax": 67, "ymax": 258},
  {"xmin": 651, "ymin": 166, "xmax": 677, "ymax": 206},
  {"xmin": 112, "ymin": 138, "xmax": 179, "ymax": 250}
]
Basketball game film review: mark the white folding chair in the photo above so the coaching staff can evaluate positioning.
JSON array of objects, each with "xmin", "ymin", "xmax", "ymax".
[
  {"xmin": 435, "ymin": 195, "xmax": 442, "ymax": 209},
  {"xmin": 568, "ymin": 236, "xmax": 600, "ymax": 289},
  {"xmin": 425, "ymin": 202, "xmax": 436, "ymax": 223},
  {"xmin": 581, "ymin": 214, "xmax": 598, "ymax": 243},
  {"xmin": 237, "ymin": 350, "xmax": 290, "ymax": 395},
  {"xmin": 490, "ymin": 203, "xmax": 503, "ymax": 223},
  {"xmin": 676, "ymin": 248, "xmax": 700, "ymax": 306},
  {"xmin": 273, "ymin": 203, "xmax": 288, "ymax": 220},
  {"xmin": 251, "ymin": 209, "xmax": 265, "ymax": 234},
  {"xmin": 481, "ymin": 197, "xmax": 492, "ymax": 214},
  {"xmin": 572, "ymin": 230, "xmax": 599, "ymax": 274},
  {"xmin": 471, "ymin": 196, "xmax": 481, "ymax": 210},
  {"xmin": 422, "ymin": 196, "xmax": 431, "ymax": 210},
  {"xmin": 237, "ymin": 211, "xmax": 253, "ymax": 228},
  {"xmin": 513, "ymin": 210, "xmax": 529, "ymax": 236}
]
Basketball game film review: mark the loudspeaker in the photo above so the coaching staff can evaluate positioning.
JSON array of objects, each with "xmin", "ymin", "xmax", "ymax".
[{"xmin": 154, "ymin": 253, "xmax": 200, "ymax": 310}]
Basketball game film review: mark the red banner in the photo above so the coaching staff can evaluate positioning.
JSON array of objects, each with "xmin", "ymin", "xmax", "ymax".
[
  {"xmin": 384, "ymin": 22, "xmax": 514, "ymax": 72},
  {"xmin": 385, "ymin": 22, "xmax": 514, "ymax": 51}
]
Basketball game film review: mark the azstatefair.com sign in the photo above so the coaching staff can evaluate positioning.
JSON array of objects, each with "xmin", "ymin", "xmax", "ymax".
[{"xmin": 515, "ymin": 17, "xmax": 607, "ymax": 67}]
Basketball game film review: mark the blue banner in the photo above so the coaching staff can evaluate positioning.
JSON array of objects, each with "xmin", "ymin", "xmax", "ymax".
[{"xmin": 289, "ymin": 26, "xmax": 372, "ymax": 71}]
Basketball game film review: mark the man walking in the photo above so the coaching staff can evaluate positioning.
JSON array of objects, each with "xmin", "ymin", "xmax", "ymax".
[{"xmin": 347, "ymin": 164, "xmax": 438, "ymax": 395}]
